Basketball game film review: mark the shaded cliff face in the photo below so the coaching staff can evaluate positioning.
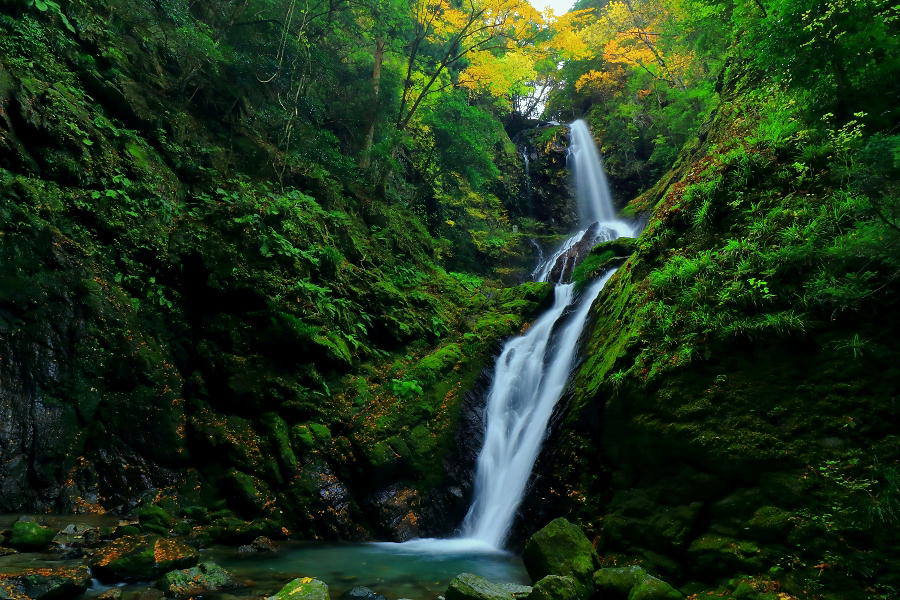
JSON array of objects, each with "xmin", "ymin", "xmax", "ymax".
[
  {"xmin": 521, "ymin": 70, "xmax": 900, "ymax": 598},
  {"xmin": 516, "ymin": 126, "xmax": 578, "ymax": 232},
  {"xmin": 0, "ymin": 0, "xmax": 552, "ymax": 537}
]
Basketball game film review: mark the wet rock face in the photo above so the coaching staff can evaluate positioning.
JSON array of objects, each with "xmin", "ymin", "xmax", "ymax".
[
  {"xmin": 545, "ymin": 224, "xmax": 601, "ymax": 283},
  {"xmin": 0, "ymin": 284, "xmax": 183, "ymax": 515},
  {"xmin": 516, "ymin": 127, "xmax": 577, "ymax": 231},
  {"xmin": 368, "ymin": 485, "xmax": 422, "ymax": 541},
  {"xmin": 0, "ymin": 311, "xmax": 79, "ymax": 512},
  {"xmin": 416, "ymin": 364, "xmax": 495, "ymax": 538}
]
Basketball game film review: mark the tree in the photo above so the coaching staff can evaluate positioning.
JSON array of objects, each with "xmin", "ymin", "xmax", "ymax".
[{"xmin": 395, "ymin": 0, "xmax": 544, "ymax": 130}]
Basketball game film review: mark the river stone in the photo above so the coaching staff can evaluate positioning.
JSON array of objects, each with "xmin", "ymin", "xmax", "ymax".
[
  {"xmin": 7, "ymin": 521, "xmax": 57, "ymax": 551},
  {"xmin": 522, "ymin": 518, "xmax": 597, "ymax": 596},
  {"xmin": 157, "ymin": 561, "xmax": 237, "ymax": 598},
  {"xmin": 528, "ymin": 575, "xmax": 580, "ymax": 600},
  {"xmin": 340, "ymin": 587, "xmax": 386, "ymax": 600},
  {"xmin": 0, "ymin": 565, "xmax": 92, "ymax": 599},
  {"xmin": 270, "ymin": 577, "xmax": 330, "ymax": 600},
  {"xmin": 445, "ymin": 573, "xmax": 515, "ymax": 600},
  {"xmin": 496, "ymin": 583, "xmax": 532, "ymax": 598},
  {"xmin": 90, "ymin": 535, "xmax": 199, "ymax": 581},
  {"xmin": 238, "ymin": 535, "xmax": 278, "ymax": 554},
  {"xmin": 593, "ymin": 566, "xmax": 645, "ymax": 597}
]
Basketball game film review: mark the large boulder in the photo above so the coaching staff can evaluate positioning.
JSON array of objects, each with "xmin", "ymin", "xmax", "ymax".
[
  {"xmin": 157, "ymin": 562, "xmax": 237, "ymax": 598},
  {"xmin": 522, "ymin": 518, "xmax": 597, "ymax": 596},
  {"xmin": 90, "ymin": 535, "xmax": 198, "ymax": 581},
  {"xmin": 445, "ymin": 573, "xmax": 515, "ymax": 600},
  {"xmin": 592, "ymin": 566, "xmax": 681, "ymax": 600},
  {"xmin": 528, "ymin": 576, "xmax": 580, "ymax": 600},
  {"xmin": 7, "ymin": 521, "xmax": 57, "ymax": 552},
  {"xmin": 269, "ymin": 577, "xmax": 330, "ymax": 600},
  {"xmin": 0, "ymin": 565, "xmax": 92, "ymax": 599}
]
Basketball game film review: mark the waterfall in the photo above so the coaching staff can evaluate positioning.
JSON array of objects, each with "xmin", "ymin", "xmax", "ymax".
[{"xmin": 380, "ymin": 119, "xmax": 633, "ymax": 554}]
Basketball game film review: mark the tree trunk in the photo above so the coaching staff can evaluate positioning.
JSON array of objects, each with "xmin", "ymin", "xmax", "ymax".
[{"xmin": 359, "ymin": 38, "xmax": 385, "ymax": 169}]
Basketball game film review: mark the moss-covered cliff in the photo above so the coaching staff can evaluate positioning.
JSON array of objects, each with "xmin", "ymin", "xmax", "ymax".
[
  {"xmin": 0, "ymin": 0, "xmax": 553, "ymax": 539},
  {"xmin": 525, "ymin": 66, "xmax": 900, "ymax": 599}
]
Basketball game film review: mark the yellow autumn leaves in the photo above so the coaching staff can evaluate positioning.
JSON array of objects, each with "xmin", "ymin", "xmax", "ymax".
[
  {"xmin": 409, "ymin": 0, "xmax": 699, "ymax": 104},
  {"xmin": 576, "ymin": 0, "xmax": 697, "ymax": 94}
]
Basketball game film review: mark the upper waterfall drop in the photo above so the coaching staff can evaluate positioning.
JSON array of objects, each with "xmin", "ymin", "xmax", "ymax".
[{"xmin": 568, "ymin": 119, "xmax": 632, "ymax": 240}]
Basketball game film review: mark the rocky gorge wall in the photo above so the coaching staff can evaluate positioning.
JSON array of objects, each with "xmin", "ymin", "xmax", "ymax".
[
  {"xmin": 0, "ymin": 0, "xmax": 562, "ymax": 541},
  {"xmin": 519, "ymin": 70, "xmax": 900, "ymax": 599}
]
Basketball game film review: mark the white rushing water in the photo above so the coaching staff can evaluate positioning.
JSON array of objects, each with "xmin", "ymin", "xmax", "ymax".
[{"xmin": 381, "ymin": 119, "xmax": 634, "ymax": 554}]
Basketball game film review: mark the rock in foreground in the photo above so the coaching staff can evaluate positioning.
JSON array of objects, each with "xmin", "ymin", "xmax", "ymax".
[
  {"xmin": 340, "ymin": 587, "xmax": 386, "ymax": 600},
  {"xmin": 90, "ymin": 535, "xmax": 198, "ymax": 581},
  {"xmin": 528, "ymin": 575, "xmax": 580, "ymax": 600},
  {"xmin": 270, "ymin": 577, "xmax": 330, "ymax": 600},
  {"xmin": 445, "ymin": 573, "xmax": 515, "ymax": 600},
  {"xmin": 593, "ymin": 566, "xmax": 681, "ymax": 600},
  {"xmin": 522, "ymin": 518, "xmax": 597, "ymax": 596},
  {"xmin": 0, "ymin": 565, "xmax": 92, "ymax": 600},
  {"xmin": 156, "ymin": 562, "xmax": 237, "ymax": 598}
]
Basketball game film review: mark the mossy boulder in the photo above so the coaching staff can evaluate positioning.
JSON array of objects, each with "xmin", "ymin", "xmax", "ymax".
[
  {"xmin": 90, "ymin": 535, "xmax": 199, "ymax": 581},
  {"xmin": 495, "ymin": 583, "xmax": 532, "ymax": 598},
  {"xmin": 157, "ymin": 562, "xmax": 237, "ymax": 598},
  {"xmin": 7, "ymin": 521, "xmax": 57, "ymax": 552},
  {"xmin": 0, "ymin": 565, "xmax": 92, "ymax": 600},
  {"xmin": 528, "ymin": 575, "xmax": 580, "ymax": 600},
  {"xmin": 593, "ymin": 566, "xmax": 646, "ymax": 597},
  {"xmin": 685, "ymin": 534, "xmax": 763, "ymax": 577},
  {"xmin": 445, "ymin": 573, "xmax": 515, "ymax": 600},
  {"xmin": 269, "ymin": 577, "xmax": 330, "ymax": 600},
  {"xmin": 592, "ymin": 566, "xmax": 681, "ymax": 600},
  {"xmin": 630, "ymin": 576, "xmax": 682, "ymax": 600},
  {"xmin": 745, "ymin": 506, "xmax": 794, "ymax": 543},
  {"xmin": 138, "ymin": 505, "xmax": 174, "ymax": 536},
  {"xmin": 523, "ymin": 518, "xmax": 597, "ymax": 596}
]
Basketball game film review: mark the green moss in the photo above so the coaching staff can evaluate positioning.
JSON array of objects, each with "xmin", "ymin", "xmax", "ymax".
[
  {"xmin": 8, "ymin": 522, "xmax": 56, "ymax": 552},
  {"xmin": 157, "ymin": 562, "xmax": 236, "ymax": 598},
  {"xmin": 137, "ymin": 505, "xmax": 173, "ymax": 536},
  {"xmin": 271, "ymin": 578, "xmax": 330, "ymax": 600},
  {"xmin": 90, "ymin": 536, "xmax": 198, "ymax": 581},
  {"xmin": 523, "ymin": 519, "xmax": 597, "ymax": 597},
  {"xmin": 262, "ymin": 413, "xmax": 298, "ymax": 474}
]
